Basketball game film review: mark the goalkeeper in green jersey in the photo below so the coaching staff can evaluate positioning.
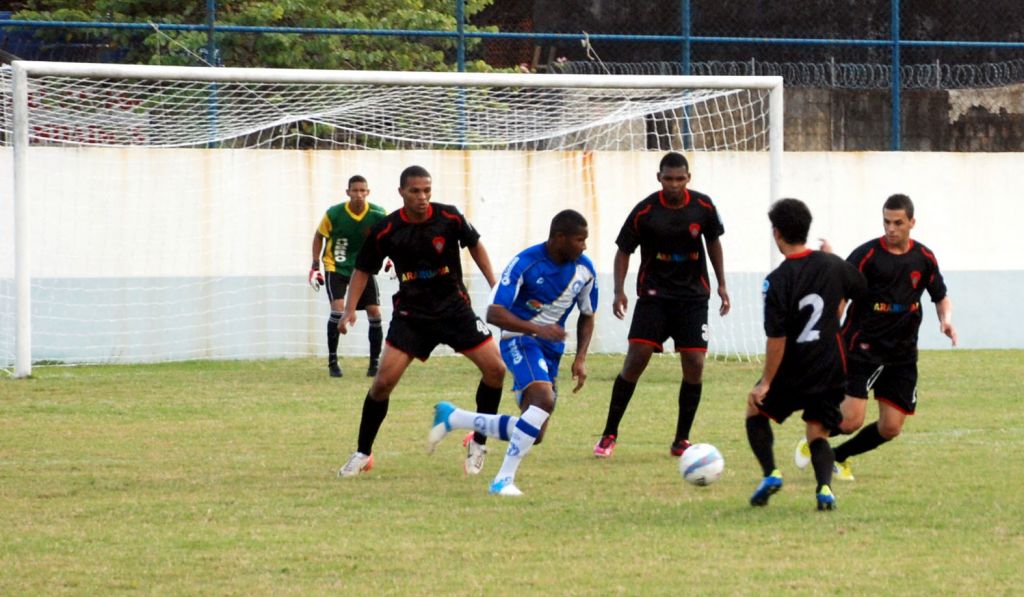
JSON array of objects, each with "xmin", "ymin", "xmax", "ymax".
[{"xmin": 310, "ymin": 175, "xmax": 389, "ymax": 378}]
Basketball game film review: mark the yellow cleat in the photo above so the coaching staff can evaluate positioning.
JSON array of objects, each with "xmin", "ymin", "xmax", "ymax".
[
  {"xmin": 794, "ymin": 438, "xmax": 812, "ymax": 469},
  {"xmin": 833, "ymin": 459, "xmax": 855, "ymax": 481}
]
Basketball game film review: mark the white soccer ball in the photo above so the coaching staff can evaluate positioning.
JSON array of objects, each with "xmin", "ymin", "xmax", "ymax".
[{"xmin": 678, "ymin": 443, "xmax": 725, "ymax": 486}]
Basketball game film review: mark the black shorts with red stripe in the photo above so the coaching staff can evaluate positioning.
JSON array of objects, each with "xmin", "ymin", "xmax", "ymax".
[
  {"xmin": 758, "ymin": 385, "xmax": 844, "ymax": 432},
  {"xmin": 627, "ymin": 296, "xmax": 708, "ymax": 352},
  {"xmin": 846, "ymin": 355, "xmax": 919, "ymax": 415},
  {"xmin": 385, "ymin": 303, "xmax": 493, "ymax": 360}
]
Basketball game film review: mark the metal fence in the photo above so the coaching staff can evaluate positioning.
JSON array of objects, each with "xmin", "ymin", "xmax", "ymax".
[{"xmin": 2, "ymin": 0, "xmax": 1024, "ymax": 149}]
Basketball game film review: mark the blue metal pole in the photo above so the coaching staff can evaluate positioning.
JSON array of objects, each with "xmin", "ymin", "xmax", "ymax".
[
  {"xmin": 891, "ymin": 0, "xmax": 901, "ymax": 150},
  {"xmin": 681, "ymin": 0, "xmax": 691, "ymax": 74},
  {"xmin": 206, "ymin": 0, "xmax": 219, "ymax": 146},
  {"xmin": 456, "ymin": 0, "xmax": 466, "ymax": 72},
  {"xmin": 206, "ymin": 0, "xmax": 217, "ymax": 65},
  {"xmin": 681, "ymin": 0, "xmax": 692, "ymax": 150}
]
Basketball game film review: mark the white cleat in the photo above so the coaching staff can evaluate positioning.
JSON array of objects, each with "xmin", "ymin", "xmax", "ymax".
[
  {"xmin": 489, "ymin": 476, "xmax": 523, "ymax": 497},
  {"xmin": 338, "ymin": 451, "xmax": 373, "ymax": 478},
  {"xmin": 794, "ymin": 438, "xmax": 812, "ymax": 469},
  {"xmin": 463, "ymin": 432, "xmax": 487, "ymax": 475}
]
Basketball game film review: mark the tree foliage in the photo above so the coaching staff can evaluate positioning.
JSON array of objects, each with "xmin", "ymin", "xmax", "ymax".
[{"xmin": 11, "ymin": 0, "xmax": 498, "ymax": 71}]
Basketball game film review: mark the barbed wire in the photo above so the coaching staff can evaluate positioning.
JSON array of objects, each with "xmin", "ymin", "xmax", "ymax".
[{"xmin": 554, "ymin": 58, "xmax": 1024, "ymax": 90}]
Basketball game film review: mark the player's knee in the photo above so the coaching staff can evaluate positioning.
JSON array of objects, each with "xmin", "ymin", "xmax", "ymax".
[
  {"xmin": 680, "ymin": 352, "xmax": 705, "ymax": 382},
  {"xmin": 838, "ymin": 414, "xmax": 864, "ymax": 434},
  {"xmin": 620, "ymin": 359, "xmax": 647, "ymax": 381},
  {"xmin": 369, "ymin": 376, "xmax": 398, "ymax": 400},
  {"xmin": 878, "ymin": 420, "xmax": 902, "ymax": 440},
  {"xmin": 481, "ymin": 363, "xmax": 505, "ymax": 387}
]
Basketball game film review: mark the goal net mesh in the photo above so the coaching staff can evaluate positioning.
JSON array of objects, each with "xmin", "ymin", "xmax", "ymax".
[{"xmin": 0, "ymin": 66, "xmax": 776, "ymax": 369}]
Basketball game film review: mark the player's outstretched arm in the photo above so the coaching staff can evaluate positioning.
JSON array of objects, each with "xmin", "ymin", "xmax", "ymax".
[
  {"xmin": 706, "ymin": 238, "xmax": 730, "ymax": 316},
  {"xmin": 935, "ymin": 296, "xmax": 958, "ymax": 346},
  {"xmin": 338, "ymin": 269, "xmax": 370, "ymax": 335},
  {"xmin": 571, "ymin": 313, "xmax": 596, "ymax": 393},
  {"xmin": 468, "ymin": 242, "xmax": 497, "ymax": 288},
  {"xmin": 612, "ymin": 249, "xmax": 631, "ymax": 320}
]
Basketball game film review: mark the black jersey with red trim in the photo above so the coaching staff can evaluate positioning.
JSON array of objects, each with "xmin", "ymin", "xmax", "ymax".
[
  {"xmin": 615, "ymin": 189, "xmax": 724, "ymax": 301},
  {"xmin": 842, "ymin": 237, "xmax": 947, "ymax": 363},
  {"xmin": 356, "ymin": 202, "xmax": 481, "ymax": 319},
  {"xmin": 763, "ymin": 250, "xmax": 867, "ymax": 394}
]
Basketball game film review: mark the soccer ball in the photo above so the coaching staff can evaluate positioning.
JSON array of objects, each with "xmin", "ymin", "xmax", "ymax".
[{"xmin": 678, "ymin": 443, "xmax": 724, "ymax": 486}]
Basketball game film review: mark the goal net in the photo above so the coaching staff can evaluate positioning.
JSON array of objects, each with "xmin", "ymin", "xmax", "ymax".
[{"xmin": 1, "ymin": 62, "xmax": 782, "ymax": 376}]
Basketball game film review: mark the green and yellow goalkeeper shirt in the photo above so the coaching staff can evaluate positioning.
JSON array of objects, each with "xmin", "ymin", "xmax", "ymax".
[{"xmin": 317, "ymin": 201, "xmax": 388, "ymax": 277}]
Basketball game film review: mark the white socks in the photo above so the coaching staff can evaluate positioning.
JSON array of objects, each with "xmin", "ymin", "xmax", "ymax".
[{"xmin": 494, "ymin": 405, "xmax": 549, "ymax": 483}]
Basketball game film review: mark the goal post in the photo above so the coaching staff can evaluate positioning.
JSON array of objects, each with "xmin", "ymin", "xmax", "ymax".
[{"xmin": 4, "ymin": 60, "xmax": 782, "ymax": 377}]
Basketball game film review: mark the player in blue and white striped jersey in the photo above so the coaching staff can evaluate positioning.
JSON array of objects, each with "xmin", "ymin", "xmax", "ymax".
[{"xmin": 427, "ymin": 209, "xmax": 598, "ymax": 496}]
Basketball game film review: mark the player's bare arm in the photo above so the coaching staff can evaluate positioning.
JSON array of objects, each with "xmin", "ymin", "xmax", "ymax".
[
  {"xmin": 706, "ymin": 237, "xmax": 731, "ymax": 316},
  {"xmin": 936, "ymin": 296, "xmax": 958, "ymax": 346},
  {"xmin": 486, "ymin": 304, "xmax": 566, "ymax": 342},
  {"xmin": 612, "ymin": 249, "xmax": 631, "ymax": 320},
  {"xmin": 748, "ymin": 336, "xmax": 785, "ymax": 409},
  {"xmin": 309, "ymin": 232, "xmax": 326, "ymax": 291},
  {"xmin": 468, "ymin": 241, "xmax": 498, "ymax": 288},
  {"xmin": 818, "ymin": 238, "xmax": 834, "ymax": 254},
  {"xmin": 571, "ymin": 313, "xmax": 596, "ymax": 393},
  {"xmin": 338, "ymin": 269, "xmax": 370, "ymax": 334},
  {"xmin": 311, "ymin": 232, "xmax": 325, "ymax": 265}
]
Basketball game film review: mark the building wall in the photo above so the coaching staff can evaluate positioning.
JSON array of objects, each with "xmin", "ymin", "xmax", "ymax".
[
  {"xmin": 786, "ymin": 84, "xmax": 1024, "ymax": 151},
  {"xmin": 2, "ymin": 149, "xmax": 1021, "ymax": 365}
]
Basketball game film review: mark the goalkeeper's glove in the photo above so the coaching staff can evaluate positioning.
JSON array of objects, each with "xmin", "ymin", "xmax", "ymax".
[{"xmin": 309, "ymin": 266, "xmax": 324, "ymax": 292}]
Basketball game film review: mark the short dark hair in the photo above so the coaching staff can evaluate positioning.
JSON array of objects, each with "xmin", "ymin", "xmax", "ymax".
[
  {"xmin": 768, "ymin": 198, "xmax": 812, "ymax": 244},
  {"xmin": 549, "ymin": 209, "xmax": 588, "ymax": 238},
  {"xmin": 399, "ymin": 165, "xmax": 431, "ymax": 188},
  {"xmin": 659, "ymin": 151, "xmax": 689, "ymax": 172},
  {"xmin": 883, "ymin": 193, "xmax": 914, "ymax": 219},
  {"xmin": 348, "ymin": 175, "xmax": 367, "ymax": 187}
]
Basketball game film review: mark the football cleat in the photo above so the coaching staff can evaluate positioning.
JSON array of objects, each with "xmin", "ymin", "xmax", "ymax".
[
  {"xmin": 463, "ymin": 432, "xmax": 487, "ymax": 475},
  {"xmin": 750, "ymin": 469, "xmax": 784, "ymax": 507},
  {"xmin": 426, "ymin": 401, "xmax": 456, "ymax": 454},
  {"xmin": 817, "ymin": 485, "xmax": 836, "ymax": 511},
  {"xmin": 593, "ymin": 434, "xmax": 617, "ymax": 458},
  {"xmin": 329, "ymin": 363, "xmax": 343, "ymax": 378},
  {"xmin": 833, "ymin": 459, "xmax": 855, "ymax": 481},
  {"xmin": 794, "ymin": 438, "xmax": 811, "ymax": 469},
  {"xmin": 338, "ymin": 451, "xmax": 373, "ymax": 477},
  {"xmin": 489, "ymin": 476, "xmax": 524, "ymax": 497},
  {"xmin": 366, "ymin": 359, "xmax": 379, "ymax": 377},
  {"xmin": 670, "ymin": 438, "xmax": 692, "ymax": 457}
]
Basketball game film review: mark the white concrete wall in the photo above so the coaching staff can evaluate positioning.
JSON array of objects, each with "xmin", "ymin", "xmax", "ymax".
[{"xmin": 2, "ymin": 149, "xmax": 1021, "ymax": 365}]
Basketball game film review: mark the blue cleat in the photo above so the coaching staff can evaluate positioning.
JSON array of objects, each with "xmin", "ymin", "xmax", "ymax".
[
  {"xmin": 817, "ymin": 485, "xmax": 836, "ymax": 511},
  {"xmin": 750, "ymin": 469, "xmax": 784, "ymax": 507},
  {"xmin": 427, "ymin": 401, "xmax": 457, "ymax": 454}
]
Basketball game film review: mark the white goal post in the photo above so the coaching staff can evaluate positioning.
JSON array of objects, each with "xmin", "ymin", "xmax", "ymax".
[{"xmin": 4, "ymin": 60, "xmax": 782, "ymax": 377}]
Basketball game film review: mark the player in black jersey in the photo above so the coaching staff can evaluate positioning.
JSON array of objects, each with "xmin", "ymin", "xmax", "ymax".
[
  {"xmin": 795, "ymin": 194, "xmax": 958, "ymax": 481},
  {"xmin": 336, "ymin": 165, "xmax": 506, "ymax": 478},
  {"xmin": 593, "ymin": 152, "xmax": 731, "ymax": 459},
  {"xmin": 746, "ymin": 198, "xmax": 866, "ymax": 510}
]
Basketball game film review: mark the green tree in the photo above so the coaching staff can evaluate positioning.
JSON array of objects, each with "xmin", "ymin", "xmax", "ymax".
[{"xmin": 12, "ymin": 0, "xmax": 497, "ymax": 71}]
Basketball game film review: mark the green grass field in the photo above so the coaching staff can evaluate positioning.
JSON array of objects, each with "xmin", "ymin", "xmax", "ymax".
[{"xmin": 2, "ymin": 351, "xmax": 1022, "ymax": 594}]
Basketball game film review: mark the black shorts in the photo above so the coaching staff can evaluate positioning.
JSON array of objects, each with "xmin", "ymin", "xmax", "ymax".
[
  {"xmin": 325, "ymin": 271, "xmax": 379, "ymax": 310},
  {"xmin": 386, "ymin": 306, "xmax": 494, "ymax": 360},
  {"xmin": 846, "ymin": 357, "xmax": 919, "ymax": 415},
  {"xmin": 758, "ymin": 385, "xmax": 844, "ymax": 432},
  {"xmin": 628, "ymin": 297, "xmax": 708, "ymax": 352}
]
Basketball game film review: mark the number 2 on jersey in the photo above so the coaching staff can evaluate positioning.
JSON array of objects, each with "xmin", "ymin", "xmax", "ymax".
[{"xmin": 796, "ymin": 293, "xmax": 824, "ymax": 343}]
